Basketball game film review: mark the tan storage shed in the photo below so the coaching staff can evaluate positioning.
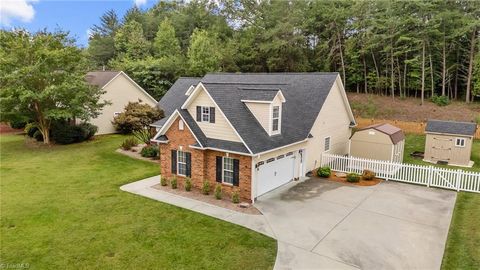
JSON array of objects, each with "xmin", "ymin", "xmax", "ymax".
[
  {"xmin": 349, "ymin": 123, "xmax": 405, "ymax": 163},
  {"xmin": 424, "ymin": 120, "xmax": 476, "ymax": 167}
]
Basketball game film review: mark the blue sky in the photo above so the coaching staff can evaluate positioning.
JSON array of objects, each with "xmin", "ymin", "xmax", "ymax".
[{"xmin": 0, "ymin": 0, "xmax": 157, "ymax": 47}]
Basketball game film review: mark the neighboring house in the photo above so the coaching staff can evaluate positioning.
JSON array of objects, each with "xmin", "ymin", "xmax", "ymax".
[
  {"xmin": 86, "ymin": 71, "xmax": 157, "ymax": 135},
  {"xmin": 349, "ymin": 123, "xmax": 405, "ymax": 163},
  {"xmin": 151, "ymin": 73, "xmax": 356, "ymax": 202},
  {"xmin": 424, "ymin": 119, "xmax": 477, "ymax": 167}
]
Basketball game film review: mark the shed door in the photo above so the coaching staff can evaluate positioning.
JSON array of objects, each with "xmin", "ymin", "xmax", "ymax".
[{"xmin": 431, "ymin": 136, "xmax": 452, "ymax": 161}]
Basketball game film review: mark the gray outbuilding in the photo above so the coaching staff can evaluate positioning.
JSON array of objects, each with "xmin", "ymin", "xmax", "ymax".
[
  {"xmin": 424, "ymin": 119, "xmax": 477, "ymax": 167},
  {"xmin": 349, "ymin": 123, "xmax": 405, "ymax": 163}
]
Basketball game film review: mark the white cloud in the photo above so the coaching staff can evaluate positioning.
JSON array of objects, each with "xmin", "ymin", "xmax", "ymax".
[
  {"xmin": 134, "ymin": 0, "xmax": 147, "ymax": 7},
  {"xmin": 0, "ymin": 0, "xmax": 36, "ymax": 26}
]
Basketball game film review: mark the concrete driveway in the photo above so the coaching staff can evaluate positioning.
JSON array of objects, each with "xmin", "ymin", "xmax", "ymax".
[{"xmin": 255, "ymin": 178, "xmax": 457, "ymax": 270}]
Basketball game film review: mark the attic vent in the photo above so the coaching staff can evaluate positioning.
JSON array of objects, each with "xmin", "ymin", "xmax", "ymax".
[{"xmin": 185, "ymin": 85, "xmax": 195, "ymax": 96}]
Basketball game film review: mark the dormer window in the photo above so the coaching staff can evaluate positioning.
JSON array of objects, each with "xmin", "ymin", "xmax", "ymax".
[
  {"xmin": 196, "ymin": 106, "xmax": 215, "ymax": 123},
  {"xmin": 270, "ymin": 105, "xmax": 281, "ymax": 135},
  {"xmin": 202, "ymin": 106, "xmax": 210, "ymax": 122},
  {"xmin": 272, "ymin": 106, "xmax": 280, "ymax": 132}
]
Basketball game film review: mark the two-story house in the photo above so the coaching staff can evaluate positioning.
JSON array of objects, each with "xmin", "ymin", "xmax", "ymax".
[{"xmin": 151, "ymin": 73, "xmax": 356, "ymax": 202}]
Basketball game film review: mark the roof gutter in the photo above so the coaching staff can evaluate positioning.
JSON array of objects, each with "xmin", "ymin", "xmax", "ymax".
[
  {"xmin": 253, "ymin": 138, "xmax": 309, "ymax": 157},
  {"xmin": 189, "ymin": 144, "xmax": 254, "ymax": 156}
]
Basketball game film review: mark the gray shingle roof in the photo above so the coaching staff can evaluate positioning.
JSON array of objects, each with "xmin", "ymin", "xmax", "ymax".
[
  {"xmin": 151, "ymin": 77, "xmax": 201, "ymax": 127},
  {"xmin": 86, "ymin": 71, "xmax": 121, "ymax": 88},
  {"xmin": 239, "ymin": 88, "xmax": 280, "ymax": 101},
  {"xmin": 202, "ymin": 73, "xmax": 339, "ymax": 153},
  {"xmin": 426, "ymin": 119, "xmax": 477, "ymax": 136},
  {"xmin": 154, "ymin": 73, "xmax": 342, "ymax": 154},
  {"xmin": 177, "ymin": 109, "xmax": 250, "ymax": 154}
]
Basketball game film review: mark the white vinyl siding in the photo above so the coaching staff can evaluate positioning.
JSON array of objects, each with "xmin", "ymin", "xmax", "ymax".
[
  {"xmin": 89, "ymin": 73, "xmax": 157, "ymax": 135},
  {"xmin": 305, "ymin": 78, "xmax": 352, "ymax": 170},
  {"xmin": 244, "ymin": 102, "xmax": 270, "ymax": 133},
  {"xmin": 187, "ymin": 87, "xmax": 241, "ymax": 142}
]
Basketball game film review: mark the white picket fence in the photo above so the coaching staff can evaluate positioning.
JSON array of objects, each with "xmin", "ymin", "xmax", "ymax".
[{"xmin": 320, "ymin": 153, "xmax": 480, "ymax": 193}]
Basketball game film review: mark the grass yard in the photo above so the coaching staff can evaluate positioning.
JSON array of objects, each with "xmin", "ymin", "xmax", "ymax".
[
  {"xmin": 403, "ymin": 134, "xmax": 480, "ymax": 171},
  {"xmin": 441, "ymin": 192, "xmax": 480, "ymax": 269},
  {"xmin": 0, "ymin": 134, "xmax": 276, "ymax": 269}
]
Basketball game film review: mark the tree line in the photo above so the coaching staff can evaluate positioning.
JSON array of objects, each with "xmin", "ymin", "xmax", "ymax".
[{"xmin": 89, "ymin": 1, "xmax": 480, "ymax": 103}]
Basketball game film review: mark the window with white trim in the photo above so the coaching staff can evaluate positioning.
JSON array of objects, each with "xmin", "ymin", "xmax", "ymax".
[
  {"xmin": 324, "ymin": 137, "xmax": 331, "ymax": 152},
  {"xmin": 223, "ymin": 157, "xmax": 234, "ymax": 184},
  {"xmin": 455, "ymin": 138, "xmax": 466, "ymax": 147},
  {"xmin": 272, "ymin": 106, "xmax": 280, "ymax": 132},
  {"xmin": 179, "ymin": 119, "xmax": 184, "ymax": 130},
  {"xmin": 177, "ymin": 150, "xmax": 187, "ymax": 176},
  {"xmin": 201, "ymin": 106, "xmax": 210, "ymax": 122}
]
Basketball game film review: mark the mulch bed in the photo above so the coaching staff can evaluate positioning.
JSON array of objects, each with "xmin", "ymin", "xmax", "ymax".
[
  {"xmin": 152, "ymin": 183, "xmax": 261, "ymax": 215},
  {"xmin": 321, "ymin": 171, "xmax": 382, "ymax": 186},
  {"xmin": 0, "ymin": 123, "xmax": 23, "ymax": 134},
  {"xmin": 116, "ymin": 144, "xmax": 159, "ymax": 163}
]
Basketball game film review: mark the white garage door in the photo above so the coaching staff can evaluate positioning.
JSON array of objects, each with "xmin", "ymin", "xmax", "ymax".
[{"xmin": 257, "ymin": 155, "xmax": 295, "ymax": 197}]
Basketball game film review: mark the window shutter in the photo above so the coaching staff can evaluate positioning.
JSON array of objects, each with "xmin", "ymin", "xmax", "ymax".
[
  {"xmin": 233, "ymin": 159, "xmax": 240, "ymax": 186},
  {"xmin": 210, "ymin": 107, "xmax": 215, "ymax": 123},
  {"xmin": 186, "ymin": 152, "xmax": 191, "ymax": 177},
  {"xmin": 216, "ymin": 156, "xmax": 222, "ymax": 183},
  {"xmin": 196, "ymin": 106, "xmax": 201, "ymax": 121},
  {"xmin": 171, "ymin": 150, "xmax": 177, "ymax": 174}
]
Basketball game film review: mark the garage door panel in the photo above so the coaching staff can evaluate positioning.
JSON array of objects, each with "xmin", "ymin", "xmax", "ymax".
[{"xmin": 257, "ymin": 156, "xmax": 295, "ymax": 197}]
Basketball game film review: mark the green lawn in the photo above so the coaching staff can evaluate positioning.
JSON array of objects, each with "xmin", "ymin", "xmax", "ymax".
[
  {"xmin": 441, "ymin": 192, "xmax": 480, "ymax": 270},
  {"xmin": 403, "ymin": 134, "xmax": 480, "ymax": 171},
  {"xmin": 0, "ymin": 134, "xmax": 276, "ymax": 269}
]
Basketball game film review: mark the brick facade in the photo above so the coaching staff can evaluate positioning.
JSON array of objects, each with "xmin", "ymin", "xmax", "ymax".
[{"xmin": 159, "ymin": 117, "xmax": 252, "ymax": 202}]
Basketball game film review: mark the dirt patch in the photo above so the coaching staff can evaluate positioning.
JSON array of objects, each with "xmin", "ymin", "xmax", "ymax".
[
  {"xmin": 116, "ymin": 144, "xmax": 159, "ymax": 163},
  {"xmin": 152, "ymin": 183, "xmax": 261, "ymax": 215},
  {"xmin": 348, "ymin": 93, "xmax": 480, "ymax": 122},
  {"xmin": 320, "ymin": 172, "xmax": 382, "ymax": 186}
]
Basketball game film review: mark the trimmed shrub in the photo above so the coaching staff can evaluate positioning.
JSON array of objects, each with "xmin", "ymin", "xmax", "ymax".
[
  {"xmin": 346, "ymin": 173, "xmax": 361, "ymax": 183},
  {"xmin": 121, "ymin": 138, "xmax": 138, "ymax": 150},
  {"xmin": 160, "ymin": 176, "xmax": 168, "ymax": 186},
  {"xmin": 140, "ymin": 145, "xmax": 158, "ymax": 158},
  {"xmin": 202, "ymin": 180, "xmax": 210, "ymax": 195},
  {"xmin": 51, "ymin": 122, "xmax": 98, "ymax": 144},
  {"xmin": 232, "ymin": 190, "xmax": 240, "ymax": 204},
  {"xmin": 431, "ymin": 95, "xmax": 450, "ymax": 106},
  {"xmin": 317, "ymin": 166, "xmax": 331, "ymax": 178},
  {"xmin": 214, "ymin": 184, "xmax": 222, "ymax": 200},
  {"xmin": 171, "ymin": 176, "xmax": 177, "ymax": 189},
  {"xmin": 51, "ymin": 124, "xmax": 84, "ymax": 144},
  {"xmin": 79, "ymin": 123, "xmax": 97, "ymax": 140},
  {"xmin": 33, "ymin": 130, "xmax": 43, "ymax": 141},
  {"xmin": 9, "ymin": 120, "xmax": 27, "ymax": 129},
  {"xmin": 185, "ymin": 177, "xmax": 192, "ymax": 191},
  {"xmin": 362, "ymin": 170, "xmax": 376, "ymax": 180}
]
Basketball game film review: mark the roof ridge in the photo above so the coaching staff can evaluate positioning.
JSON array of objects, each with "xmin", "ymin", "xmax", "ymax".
[
  {"xmin": 205, "ymin": 72, "xmax": 339, "ymax": 75},
  {"xmin": 428, "ymin": 119, "xmax": 476, "ymax": 125},
  {"xmin": 202, "ymin": 82, "xmax": 288, "ymax": 85}
]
